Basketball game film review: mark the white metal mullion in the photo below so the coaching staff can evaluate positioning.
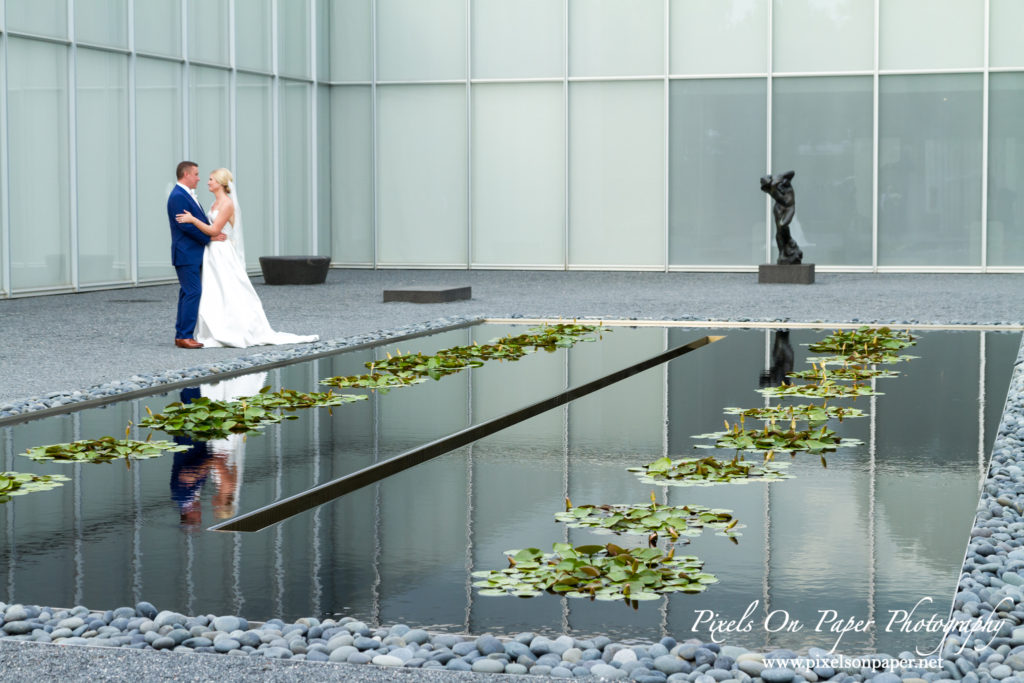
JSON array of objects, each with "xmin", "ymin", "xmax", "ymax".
[
  {"xmin": 981, "ymin": 0, "xmax": 990, "ymax": 270},
  {"xmin": 68, "ymin": 0, "xmax": 79, "ymax": 292},
  {"xmin": 663, "ymin": 0, "xmax": 669, "ymax": 272},
  {"xmin": 229, "ymin": 0, "xmax": 237, "ymax": 182},
  {"xmin": 128, "ymin": 0, "xmax": 138, "ymax": 285},
  {"xmin": 465, "ymin": 0, "xmax": 471, "ymax": 269},
  {"xmin": 182, "ymin": 0, "xmax": 190, "ymax": 160},
  {"xmin": 371, "ymin": 0, "xmax": 378, "ymax": 268},
  {"xmin": 271, "ymin": 0, "xmax": 281, "ymax": 255},
  {"xmin": 871, "ymin": 0, "xmax": 880, "ymax": 271},
  {"xmin": 309, "ymin": 0, "xmax": 318, "ymax": 255},
  {"xmin": 765, "ymin": 0, "xmax": 773, "ymax": 264},
  {"xmin": 562, "ymin": 0, "xmax": 568, "ymax": 271},
  {"xmin": 1, "ymin": 3, "xmax": 11, "ymax": 297}
]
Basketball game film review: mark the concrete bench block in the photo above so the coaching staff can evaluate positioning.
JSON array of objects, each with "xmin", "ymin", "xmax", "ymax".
[{"xmin": 383, "ymin": 286, "xmax": 472, "ymax": 303}]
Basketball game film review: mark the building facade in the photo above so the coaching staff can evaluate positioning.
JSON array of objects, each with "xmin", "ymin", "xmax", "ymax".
[{"xmin": 0, "ymin": 0, "xmax": 1021, "ymax": 297}]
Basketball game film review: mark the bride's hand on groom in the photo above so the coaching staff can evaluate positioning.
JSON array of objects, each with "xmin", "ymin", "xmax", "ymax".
[{"xmin": 176, "ymin": 210, "xmax": 195, "ymax": 225}]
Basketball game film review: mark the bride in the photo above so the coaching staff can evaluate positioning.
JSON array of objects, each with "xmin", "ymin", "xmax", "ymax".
[{"xmin": 175, "ymin": 168, "xmax": 319, "ymax": 348}]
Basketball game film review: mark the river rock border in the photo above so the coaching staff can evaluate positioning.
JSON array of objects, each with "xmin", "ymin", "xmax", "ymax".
[{"xmin": 2, "ymin": 322, "xmax": 1024, "ymax": 682}]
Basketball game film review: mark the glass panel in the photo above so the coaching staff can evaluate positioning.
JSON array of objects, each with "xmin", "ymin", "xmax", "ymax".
[
  {"xmin": 188, "ymin": 66, "xmax": 230, "ymax": 211},
  {"xmin": 772, "ymin": 0, "xmax": 873, "ymax": 73},
  {"xmin": 330, "ymin": 0, "xmax": 372, "ymax": 82},
  {"xmin": 278, "ymin": 0, "xmax": 310, "ymax": 79},
  {"xmin": 991, "ymin": 0, "xmax": 1024, "ymax": 68},
  {"xmin": 376, "ymin": 0, "xmax": 466, "ymax": 82},
  {"xmin": 76, "ymin": 0, "xmax": 128, "ymax": 47},
  {"xmin": 987, "ymin": 73, "xmax": 1024, "ymax": 268},
  {"xmin": 235, "ymin": 0, "xmax": 272, "ymax": 73},
  {"xmin": 377, "ymin": 85, "xmax": 467, "ymax": 265},
  {"xmin": 878, "ymin": 74, "xmax": 982, "ymax": 267},
  {"xmin": 670, "ymin": 0, "xmax": 767, "ymax": 75},
  {"xmin": 772, "ymin": 77, "xmax": 873, "ymax": 266},
  {"xmin": 331, "ymin": 86, "xmax": 373, "ymax": 265},
  {"xmin": 669, "ymin": 79, "xmax": 766, "ymax": 266},
  {"xmin": 880, "ymin": 0, "xmax": 983, "ymax": 70},
  {"xmin": 280, "ymin": 80, "xmax": 312, "ymax": 254},
  {"xmin": 317, "ymin": 85, "xmax": 331, "ymax": 256},
  {"xmin": 6, "ymin": 0, "xmax": 68, "ymax": 39},
  {"xmin": 236, "ymin": 73, "xmax": 274, "ymax": 268},
  {"xmin": 8, "ymin": 39, "xmax": 71, "ymax": 290},
  {"xmin": 188, "ymin": 0, "xmax": 229, "ymax": 65},
  {"xmin": 569, "ymin": 0, "xmax": 663, "ymax": 77},
  {"xmin": 77, "ymin": 49, "xmax": 129, "ymax": 285},
  {"xmin": 569, "ymin": 81, "xmax": 664, "ymax": 267},
  {"xmin": 472, "ymin": 83, "xmax": 564, "ymax": 267},
  {"xmin": 134, "ymin": 0, "xmax": 180, "ymax": 57},
  {"xmin": 471, "ymin": 0, "xmax": 563, "ymax": 79},
  {"xmin": 135, "ymin": 58, "xmax": 182, "ymax": 281}
]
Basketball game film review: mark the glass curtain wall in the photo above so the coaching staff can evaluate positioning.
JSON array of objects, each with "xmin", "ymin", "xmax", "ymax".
[{"xmin": 0, "ymin": 0, "xmax": 324, "ymax": 297}]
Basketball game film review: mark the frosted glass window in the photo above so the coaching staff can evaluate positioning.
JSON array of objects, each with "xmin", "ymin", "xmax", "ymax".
[
  {"xmin": 236, "ymin": 74, "xmax": 274, "ymax": 268},
  {"xmin": 235, "ymin": 0, "xmax": 272, "ymax": 73},
  {"xmin": 77, "ymin": 49, "xmax": 129, "ymax": 285},
  {"xmin": 880, "ymin": 0, "xmax": 983, "ymax": 70},
  {"xmin": 670, "ymin": 0, "xmax": 767, "ymax": 75},
  {"xmin": 331, "ymin": 86, "xmax": 373, "ymax": 265},
  {"xmin": 569, "ymin": 81, "xmax": 664, "ymax": 268},
  {"xmin": 991, "ymin": 0, "xmax": 1024, "ymax": 68},
  {"xmin": 878, "ymin": 75, "xmax": 982, "ymax": 267},
  {"xmin": 569, "ymin": 0, "xmax": 663, "ymax": 77},
  {"xmin": 278, "ymin": 0, "xmax": 310, "ymax": 78},
  {"xmin": 472, "ymin": 0, "xmax": 562, "ymax": 79},
  {"xmin": 669, "ymin": 79, "xmax": 765, "ymax": 266},
  {"xmin": 135, "ymin": 58, "xmax": 181, "ymax": 281},
  {"xmin": 987, "ymin": 73, "xmax": 1024, "ymax": 268},
  {"xmin": 188, "ymin": 0, "xmax": 229, "ymax": 65},
  {"xmin": 134, "ymin": 0, "xmax": 180, "ymax": 57},
  {"xmin": 376, "ymin": 0, "xmax": 466, "ymax": 82},
  {"xmin": 317, "ymin": 86, "xmax": 331, "ymax": 255},
  {"xmin": 772, "ymin": 0, "xmax": 873, "ymax": 73},
  {"xmin": 7, "ymin": 39, "xmax": 71, "ymax": 290},
  {"xmin": 472, "ymin": 83, "xmax": 564, "ymax": 267},
  {"xmin": 188, "ymin": 66, "xmax": 230, "ymax": 207},
  {"xmin": 772, "ymin": 77, "xmax": 873, "ymax": 266},
  {"xmin": 76, "ymin": 0, "xmax": 128, "ymax": 47},
  {"xmin": 6, "ymin": 0, "xmax": 68, "ymax": 39},
  {"xmin": 330, "ymin": 0, "xmax": 372, "ymax": 82},
  {"xmin": 280, "ymin": 81, "xmax": 312, "ymax": 254},
  {"xmin": 377, "ymin": 85, "xmax": 467, "ymax": 265}
]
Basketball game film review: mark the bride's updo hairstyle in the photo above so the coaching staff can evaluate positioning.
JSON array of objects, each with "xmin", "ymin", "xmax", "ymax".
[{"xmin": 211, "ymin": 168, "xmax": 234, "ymax": 194}]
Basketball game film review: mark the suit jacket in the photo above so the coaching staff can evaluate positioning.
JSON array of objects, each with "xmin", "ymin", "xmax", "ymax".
[{"xmin": 167, "ymin": 184, "xmax": 212, "ymax": 267}]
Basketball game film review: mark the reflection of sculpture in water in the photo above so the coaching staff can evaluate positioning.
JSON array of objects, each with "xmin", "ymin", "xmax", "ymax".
[
  {"xmin": 760, "ymin": 330, "xmax": 794, "ymax": 388},
  {"xmin": 760, "ymin": 171, "xmax": 803, "ymax": 265},
  {"xmin": 170, "ymin": 386, "xmax": 245, "ymax": 530}
]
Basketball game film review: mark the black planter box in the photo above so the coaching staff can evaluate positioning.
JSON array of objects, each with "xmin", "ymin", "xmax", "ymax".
[{"xmin": 258, "ymin": 256, "xmax": 330, "ymax": 285}]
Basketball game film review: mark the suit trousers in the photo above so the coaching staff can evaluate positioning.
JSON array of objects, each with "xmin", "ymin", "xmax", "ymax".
[{"xmin": 175, "ymin": 263, "xmax": 203, "ymax": 339}]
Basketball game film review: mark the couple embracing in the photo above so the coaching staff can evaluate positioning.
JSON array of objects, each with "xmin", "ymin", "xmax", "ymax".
[{"xmin": 167, "ymin": 161, "xmax": 318, "ymax": 349}]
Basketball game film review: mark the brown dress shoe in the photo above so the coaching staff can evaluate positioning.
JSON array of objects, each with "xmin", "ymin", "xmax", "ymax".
[{"xmin": 174, "ymin": 338, "xmax": 204, "ymax": 349}]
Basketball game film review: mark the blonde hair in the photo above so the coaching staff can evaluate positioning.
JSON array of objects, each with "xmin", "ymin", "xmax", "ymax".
[{"xmin": 211, "ymin": 168, "xmax": 234, "ymax": 193}]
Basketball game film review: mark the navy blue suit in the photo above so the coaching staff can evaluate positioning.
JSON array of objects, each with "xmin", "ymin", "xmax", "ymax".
[{"xmin": 167, "ymin": 184, "xmax": 212, "ymax": 339}]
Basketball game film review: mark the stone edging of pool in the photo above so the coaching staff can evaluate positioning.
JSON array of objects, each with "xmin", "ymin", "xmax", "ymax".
[{"xmin": 2, "ymin": 319, "xmax": 1024, "ymax": 682}]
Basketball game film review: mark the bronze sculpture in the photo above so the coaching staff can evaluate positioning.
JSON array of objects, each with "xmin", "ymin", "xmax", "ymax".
[{"xmin": 760, "ymin": 170, "xmax": 803, "ymax": 265}]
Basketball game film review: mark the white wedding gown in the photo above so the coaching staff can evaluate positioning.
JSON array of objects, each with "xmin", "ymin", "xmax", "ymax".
[{"xmin": 195, "ymin": 203, "xmax": 319, "ymax": 349}]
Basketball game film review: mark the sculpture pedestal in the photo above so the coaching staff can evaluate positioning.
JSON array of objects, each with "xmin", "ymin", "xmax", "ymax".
[
  {"xmin": 259, "ymin": 256, "xmax": 330, "ymax": 285},
  {"xmin": 383, "ymin": 286, "xmax": 472, "ymax": 303},
  {"xmin": 758, "ymin": 263, "xmax": 815, "ymax": 284}
]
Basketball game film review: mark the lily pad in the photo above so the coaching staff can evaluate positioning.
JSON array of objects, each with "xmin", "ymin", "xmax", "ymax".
[
  {"xmin": 807, "ymin": 326, "xmax": 916, "ymax": 355},
  {"xmin": 0, "ymin": 471, "xmax": 71, "ymax": 502},
  {"xmin": 20, "ymin": 437, "xmax": 187, "ymax": 464},
  {"xmin": 555, "ymin": 500, "xmax": 743, "ymax": 541},
  {"xmin": 628, "ymin": 455, "xmax": 791, "ymax": 487},
  {"xmin": 473, "ymin": 542, "xmax": 714, "ymax": 603},
  {"xmin": 723, "ymin": 404, "xmax": 866, "ymax": 424},
  {"xmin": 787, "ymin": 364, "xmax": 898, "ymax": 382},
  {"xmin": 693, "ymin": 423, "xmax": 862, "ymax": 454},
  {"xmin": 757, "ymin": 380, "xmax": 880, "ymax": 400}
]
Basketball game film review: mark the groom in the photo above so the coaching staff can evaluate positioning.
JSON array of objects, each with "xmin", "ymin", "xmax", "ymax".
[{"xmin": 167, "ymin": 161, "xmax": 223, "ymax": 349}]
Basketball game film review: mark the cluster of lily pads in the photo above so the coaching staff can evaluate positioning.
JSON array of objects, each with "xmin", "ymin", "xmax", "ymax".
[{"xmin": 8, "ymin": 323, "xmax": 608, "ymax": 499}]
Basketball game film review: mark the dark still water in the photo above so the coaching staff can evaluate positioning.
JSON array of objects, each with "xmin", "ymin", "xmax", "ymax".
[{"xmin": 0, "ymin": 325, "xmax": 1018, "ymax": 655}]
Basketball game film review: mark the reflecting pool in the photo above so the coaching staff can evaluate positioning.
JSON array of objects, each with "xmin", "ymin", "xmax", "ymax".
[{"xmin": 0, "ymin": 325, "xmax": 1017, "ymax": 655}]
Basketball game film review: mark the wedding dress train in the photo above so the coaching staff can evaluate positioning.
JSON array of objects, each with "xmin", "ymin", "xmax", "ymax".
[{"xmin": 195, "ymin": 199, "xmax": 318, "ymax": 349}]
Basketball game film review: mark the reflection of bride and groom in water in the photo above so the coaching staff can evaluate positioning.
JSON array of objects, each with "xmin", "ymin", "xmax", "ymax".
[{"xmin": 170, "ymin": 373, "xmax": 265, "ymax": 529}]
